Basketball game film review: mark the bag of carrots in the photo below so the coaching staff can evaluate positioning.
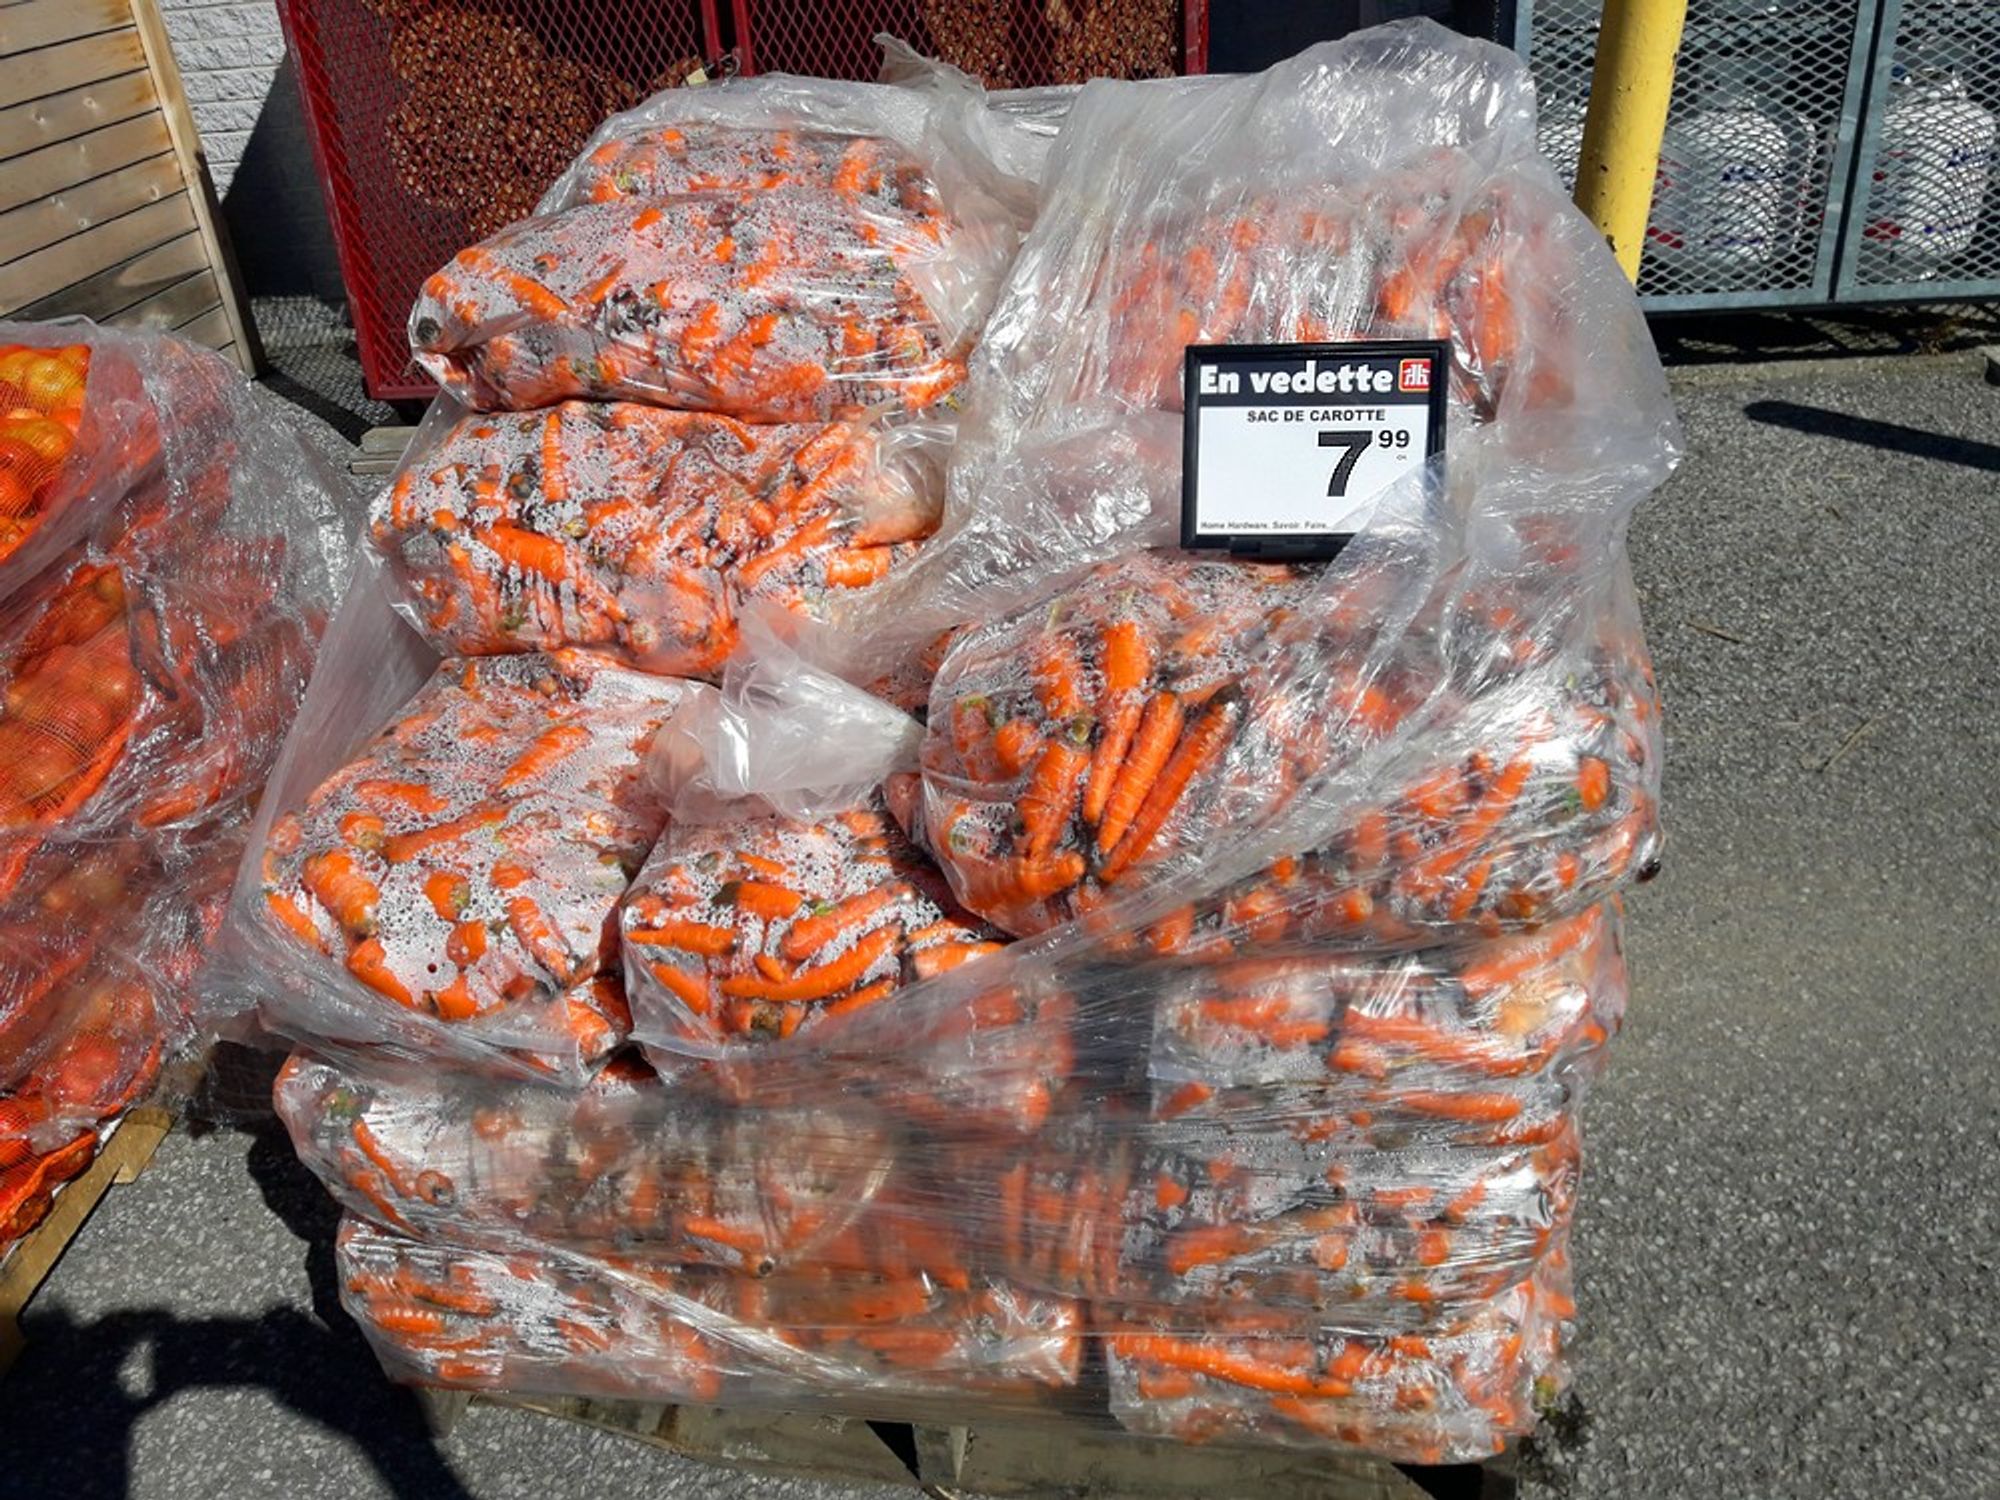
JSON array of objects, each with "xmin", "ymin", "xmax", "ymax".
[
  {"xmin": 337, "ymin": 1214, "xmax": 1083, "ymax": 1410},
  {"xmin": 368, "ymin": 398, "xmax": 942, "ymax": 679},
  {"xmin": 618, "ymin": 637, "xmax": 1005, "ymax": 1082},
  {"xmin": 1098, "ymin": 1250, "xmax": 1573, "ymax": 1464},
  {"xmin": 276, "ymin": 1046, "xmax": 922, "ymax": 1275},
  {"xmin": 412, "ymin": 66, "xmax": 1039, "ymax": 420},
  {"xmin": 250, "ymin": 649, "xmax": 694, "ymax": 1080}
]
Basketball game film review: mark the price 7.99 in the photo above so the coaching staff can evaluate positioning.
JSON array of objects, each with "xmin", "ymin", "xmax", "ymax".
[{"xmin": 1317, "ymin": 427, "xmax": 1413, "ymax": 497}]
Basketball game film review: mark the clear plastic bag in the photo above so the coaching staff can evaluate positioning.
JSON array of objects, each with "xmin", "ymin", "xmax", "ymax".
[
  {"xmin": 250, "ymin": 648, "xmax": 695, "ymax": 1081},
  {"xmin": 413, "ymin": 67, "xmax": 1040, "ymax": 418},
  {"xmin": 823, "ymin": 20, "xmax": 1679, "ymax": 676},
  {"xmin": 367, "ymin": 397, "xmax": 943, "ymax": 678},
  {"xmin": 619, "ymin": 631, "xmax": 1004, "ymax": 1084},
  {"xmin": 336, "ymin": 1214, "xmax": 1084, "ymax": 1409},
  {"xmin": 0, "ymin": 324, "xmax": 351, "ymax": 1232}
]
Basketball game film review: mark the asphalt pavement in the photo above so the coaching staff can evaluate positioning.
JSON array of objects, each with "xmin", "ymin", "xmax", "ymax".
[{"xmin": 3, "ymin": 349, "xmax": 1996, "ymax": 1500}]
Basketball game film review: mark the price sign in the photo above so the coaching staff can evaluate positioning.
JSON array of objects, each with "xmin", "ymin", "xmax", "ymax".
[{"xmin": 1181, "ymin": 340, "xmax": 1448, "ymax": 558}]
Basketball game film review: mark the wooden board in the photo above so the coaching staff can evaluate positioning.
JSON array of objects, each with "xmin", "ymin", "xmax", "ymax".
[
  {"xmin": 0, "ymin": 0, "xmax": 258, "ymax": 372},
  {"xmin": 0, "ymin": 1107, "xmax": 171, "ymax": 1374},
  {"xmin": 420, "ymin": 1389, "xmax": 1504, "ymax": 1500}
]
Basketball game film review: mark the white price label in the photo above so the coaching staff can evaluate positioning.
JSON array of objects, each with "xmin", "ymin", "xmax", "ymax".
[{"xmin": 1182, "ymin": 342, "xmax": 1447, "ymax": 557}]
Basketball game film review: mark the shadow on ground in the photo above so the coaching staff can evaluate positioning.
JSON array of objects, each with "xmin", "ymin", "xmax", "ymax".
[{"xmin": 2, "ymin": 1103, "xmax": 466, "ymax": 1500}]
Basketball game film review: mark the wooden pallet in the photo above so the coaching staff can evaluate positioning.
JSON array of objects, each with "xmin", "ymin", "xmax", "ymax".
[
  {"xmin": 417, "ymin": 1388, "xmax": 1516, "ymax": 1500},
  {"xmin": 0, "ymin": 0, "xmax": 260, "ymax": 369},
  {"xmin": 0, "ymin": 1105, "xmax": 171, "ymax": 1373}
]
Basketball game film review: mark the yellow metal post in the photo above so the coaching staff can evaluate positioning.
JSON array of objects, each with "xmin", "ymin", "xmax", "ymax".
[{"xmin": 1573, "ymin": 0, "xmax": 1690, "ymax": 282}]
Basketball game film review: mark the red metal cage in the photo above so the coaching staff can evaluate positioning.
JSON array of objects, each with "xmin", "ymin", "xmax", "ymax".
[
  {"xmin": 734, "ymin": 1, "xmax": 1208, "ymax": 87},
  {"xmin": 277, "ymin": 0, "xmax": 725, "ymax": 401}
]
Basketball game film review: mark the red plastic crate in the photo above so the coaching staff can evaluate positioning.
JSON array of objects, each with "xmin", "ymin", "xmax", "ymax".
[
  {"xmin": 734, "ymin": 0, "xmax": 1207, "ymax": 87},
  {"xmin": 276, "ymin": 0, "xmax": 725, "ymax": 402}
]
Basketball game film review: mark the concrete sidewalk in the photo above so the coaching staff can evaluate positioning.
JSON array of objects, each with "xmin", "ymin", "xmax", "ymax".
[{"xmin": 4, "ymin": 354, "xmax": 1996, "ymax": 1500}]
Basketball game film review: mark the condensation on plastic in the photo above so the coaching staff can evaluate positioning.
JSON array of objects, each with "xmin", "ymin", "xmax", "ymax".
[
  {"xmin": 816, "ymin": 20, "xmax": 1681, "ymax": 676},
  {"xmin": 618, "ymin": 623, "xmax": 999, "ymax": 1081},
  {"xmin": 411, "ymin": 64, "xmax": 1046, "ymax": 418},
  {"xmin": 243, "ymin": 645, "xmax": 694, "ymax": 1082},
  {"xmin": 366, "ymin": 397, "xmax": 945, "ymax": 680},
  {"xmin": 0, "ymin": 322, "xmax": 351, "ymax": 1203}
]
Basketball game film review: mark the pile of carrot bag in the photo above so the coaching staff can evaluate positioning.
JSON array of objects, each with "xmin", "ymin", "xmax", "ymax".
[{"xmin": 212, "ymin": 21, "xmax": 1679, "ymax": 1464}]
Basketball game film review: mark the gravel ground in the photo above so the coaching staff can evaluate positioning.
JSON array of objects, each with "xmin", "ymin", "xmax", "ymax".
[{"xmin": 3, "ymin": 347, "xmax": 1996, "ymax": 1500}]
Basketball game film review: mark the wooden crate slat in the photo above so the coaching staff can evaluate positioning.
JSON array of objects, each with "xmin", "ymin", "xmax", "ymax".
[
  {"xmin": 0, "ymin": 191, "xmax": 195, "ymax": 311},
  {"xmin": 173, "ymin": 301, "xmax": 231, "ymax": 350},
  {"xmin": 0, "ymin": 69, "xmax": 156, "ymax": 160},
  {"xmin": 105, "ymin": 266, "xmax": 218, "ymax": 332},
  {"xmin": 0, "ymin": 29, "xmax": 147, "ymax": 111},
  {"xmin": 0, "ymin": 0, "xmax": 135, "ymax": 60},
  {"xmin": 0, "ymin": 150, "xmax": 179, "ymax": 263},
  {"xmin": 15, "ymin": 228, "xmax": 204, "ymax": 321},
  {"xmin": 0, "ymin": 112, "xmax": 174, "ymax": 206},
  {"xmin": 127, "ymin": 0, "xmax": 257, "ymax": 371}
]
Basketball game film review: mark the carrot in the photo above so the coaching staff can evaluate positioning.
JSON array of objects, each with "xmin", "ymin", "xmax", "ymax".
[
  {"xmin": 506, "ymin": 895, "xmax": 576, "ymax": 980},
  {"xmin": 381, "ymin": 805, "xmax": 507, "ymax": 865},
  {"xmin": 346, "ymin": 938, "xmax": 415, "ymax": 1007},
  {"xmin": 778, "ymin": 884, "xmax": 905, "ymax": 962},
  {"xmin": 1082, "ymin": 621, "xmax": 1151, "ymax": 827},
  {"xmin": 648, "ymin": 961, "xmax": 713, "ymax": 1017},
  {"xmin": 1032, "ymin": 633, "xmax": 1086, "ymax": 720},
  {"xmin": 301, "ymin": 850, "xmax": 380, "ymax": 939},
  {"xmin": 1099, "ymin": 694, "xmax": 1240, "ymax": 883},
  {"xmin": 265, "ymin": 890, "xmax": 324, "ymax": 950},
  {"xmin": 993, "ymin": 717, "xmax": 1044, "ymax": 777},
  {"xmin": 1017, "ymin": 739, "xmax": 1088, "ymax": 861},
  {"xmin": 1122, "ymin": 1335, "xmax": 1351, "ymax": 1399},
  {"xmin": 724, "ymin": 879, "xmax": 804, "ymax": 920},
  {"xmin": 1095, "ymin": 691, "xmax": 1183, "ymax": 856},
  {"xmin": 498, "ymin": 722, "xmax": 589, "ymax": 790},
  {"xmin": 540, "ymin": 410, "xmax": 569, "ymax": 503},
  {"xmin": 718, "ymin": 924, "xmax": 899, "ymax": 1002},
  {"xmin": 1576, "ymin": 755, "xmax": 1610, "ymax": 812},
  {"xmin": 424, "ymin": 871, "xmax": 469, "ymax": 922},
  {"xmin": 906, "ymin": 939, "xmax": 1003, "ymax": 981},
  {"xmin": 628, "ymin": 919, "xmax": 737, "ymax": 957}
]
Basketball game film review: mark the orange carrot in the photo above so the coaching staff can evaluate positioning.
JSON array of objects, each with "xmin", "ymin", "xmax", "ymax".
[
  {"xmin": 498, "ymin": 723, "xmax": 589, "ymax": 791},
  {"xmin": 718, "ymin": 924, "xmax": 898, "ymax": 1002},
  {"xmin": 1095, "ymin": 691, "xmax": 1183, "ymax": 856},
  {"xmin": 1098, "ymin": 694, "xmax": 1240, "ymax": 882},
  {"xmin": 779, "ymin": 884, "xmax": 905, "ymax": 962}
]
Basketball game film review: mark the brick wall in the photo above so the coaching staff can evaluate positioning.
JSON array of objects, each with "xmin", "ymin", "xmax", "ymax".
[{"xmin": 156, "ymin": 0, "xmax": 288, "ymax": 194}]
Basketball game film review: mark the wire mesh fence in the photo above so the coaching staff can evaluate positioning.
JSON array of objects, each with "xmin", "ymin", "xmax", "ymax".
[
  {"xmin": 276, "ymin": 0, "xmax": 723, "ymax": 401},
  {"xmin": 1837, "ymin": 0, "xmax": 2000, "ymax": 300},
  {"xmin": 1521, "ymin": 0, "xmax": 1877, "ymax": 310},
  {"xmin": 733, "ymin": 0, "xmax": 1207, "ymax": 87}
]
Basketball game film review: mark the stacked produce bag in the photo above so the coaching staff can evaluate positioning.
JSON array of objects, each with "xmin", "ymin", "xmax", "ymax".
[
  {"xmin": 225, "ymin": 22, "xmax": 1678, "ymax": 1466},
  {"xmin": 0, "ymin": 326, "xmax": 349, "ymax": 1247}
]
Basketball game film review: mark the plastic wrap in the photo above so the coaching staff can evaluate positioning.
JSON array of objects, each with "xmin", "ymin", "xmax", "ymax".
[
  {"xmin": 251, "ymin": 25, "xmax": 1679, "ymax": 1467},
  {"xmin": 252, "ymin": 651, "xmax": 693, "ymax": 1080},
  {"xmin": 367, "ymin": 398, "xmax": 941, "ymax": 678},
  {"xmin": 912, "ymin": 545, "xmax": 1659, "ymax": 941},
  {"xmin": 823, "ymin": 21, "xmax": 1679, "ymax": 673},
  {"xmin": 0, "ymin": 323, "xmax": 351, "ymax": 1240},
  {"xmin": 413, "ymin": 68, "xmax": 1038, "ymax": 418},
  {"xmin": 337, "ymin": 1215, "xmax": 1083, "ymax": 1408}
]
